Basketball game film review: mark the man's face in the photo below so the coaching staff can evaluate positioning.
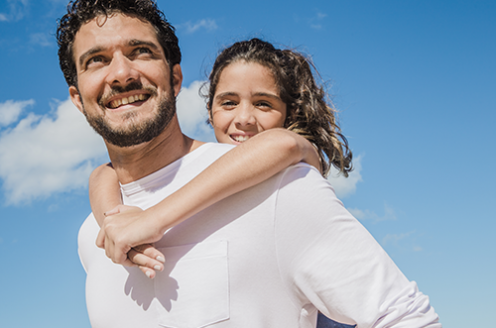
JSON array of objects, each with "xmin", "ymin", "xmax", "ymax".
[{"xmin": 69, "ymin": 14, "xmax": 182, "ymax": 147}]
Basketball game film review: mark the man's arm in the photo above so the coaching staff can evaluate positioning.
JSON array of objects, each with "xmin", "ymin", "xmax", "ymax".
[{"xmin": 273, "ymin": 165, "xmax": 441, "ymax": 327}]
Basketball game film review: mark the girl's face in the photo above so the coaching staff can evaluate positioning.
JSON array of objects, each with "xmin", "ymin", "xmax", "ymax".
[{"xmin": 210, "ymin": 61, "xmax": 287, "ymax": 145}]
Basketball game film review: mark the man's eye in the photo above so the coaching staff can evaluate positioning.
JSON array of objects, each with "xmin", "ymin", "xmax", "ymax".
[
  {"xmin": 136, "ymin": 47, "xmax": 152, "ymax": 55},
  {"xmin": 86, "ymin": 56, "xmax": 104, "ymax": 67}
]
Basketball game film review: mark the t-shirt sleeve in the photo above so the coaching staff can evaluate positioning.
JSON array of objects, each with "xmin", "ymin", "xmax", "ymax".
[{"xmin": 273, "ymin": 164, "xmax": 441, "ymax": 327}]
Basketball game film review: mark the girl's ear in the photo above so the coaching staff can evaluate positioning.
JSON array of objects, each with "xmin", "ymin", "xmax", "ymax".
[{"xmin": 207, "ymin": 105, "xmax": 214, "ymax": 125}]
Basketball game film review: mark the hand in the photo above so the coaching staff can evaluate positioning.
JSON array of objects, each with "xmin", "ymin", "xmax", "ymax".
[
  {"xmin": 128, "ymin": 244, "xmax": 166, "ymax": 279},
  {"xmin": 96, "ymin": 205, "xmax": 166, "ymax": 278}
]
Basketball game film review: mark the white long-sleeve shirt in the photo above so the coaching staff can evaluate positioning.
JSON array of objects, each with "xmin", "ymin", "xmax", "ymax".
[{"xmin": 78, "ymin": 143, "xmax": 441, "ymax": 328}]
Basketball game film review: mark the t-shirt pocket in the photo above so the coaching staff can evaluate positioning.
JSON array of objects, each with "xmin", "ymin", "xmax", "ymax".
[{"xmin": 155, "ymin": 240, "xmax": 229, "ymax": 328}]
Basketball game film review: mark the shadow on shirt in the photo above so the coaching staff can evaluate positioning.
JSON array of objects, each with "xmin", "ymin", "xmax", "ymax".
[{"xmin": 317, "ymin": 313, "xmax": 356, "ymax": 328}]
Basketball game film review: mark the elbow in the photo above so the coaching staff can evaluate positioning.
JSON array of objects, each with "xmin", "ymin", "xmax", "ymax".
[
  {"xmin": 264, "ymin": 129, "xmax": 301, "ymax": 158},
  {"xmin": 89, "ymin": 162, "xmax": 111, "ymax": 186}
]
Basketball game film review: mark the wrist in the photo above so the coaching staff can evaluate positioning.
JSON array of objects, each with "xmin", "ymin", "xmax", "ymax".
[{"xmin": 145, "ymin": 204, "xmax": 177, "ymax": 236}]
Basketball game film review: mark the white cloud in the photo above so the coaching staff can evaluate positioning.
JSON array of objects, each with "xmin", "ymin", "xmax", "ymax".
[
  {"xmin": 348, "ymin": 203, "xmax": 397, "ymax": 223},
  {"xmin": 327, "ymin": 155, "xmax": 362, "ymax": 198},
  {"xmin": 30, "ymin": 33, "xmax": 52, "ymax": 47},
  {"xmin": 181, "ymin": 19, "xmax": 218, "ymax": 33},
  {"xmin": 382, "ymin": 231, "xmax": 415, "ymax": 247},
  {"xmin": 0, "ymin": 99, "xmax": 34, "ymax": 127},
  {"xmin": 176, "ymin": 80, "xmax": 216, "ymax": 142},
  {"xmin": 0, "ymin": 98, "xmax": 107, "ymax": 205},
  {"xmin": 381, "ymin": 231, "xmax": 422, "ymax": 252},
  {"xmin": 309, "ymin": 11, "xmax": 327, "ymax": 30},
  {"xmin": 0, "ymin": 0, "xmax": 29, "ymax": 22}
]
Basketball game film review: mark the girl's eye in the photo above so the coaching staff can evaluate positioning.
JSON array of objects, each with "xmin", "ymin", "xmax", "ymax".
[
  {"xmin": 256, "ymin": 101, "xmax": 272, "ymax": 109},
  {"xmin": 221, "ymin": 100, "xmax": 237, "ymax": 109}
]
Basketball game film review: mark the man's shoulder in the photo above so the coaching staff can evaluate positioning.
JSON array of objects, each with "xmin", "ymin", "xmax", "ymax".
[
  {"xmin": 271, "ymin": 163, "xmax": 339, "ymax": 205},
  {"xmin": 278, "ymin": 163, "xmax": 328, "ymax": 187},
  {"xmin": 183, "ymin": 142, "xmax": 234, "ymax": 171},
  {"xmin": 200, "ymin": 142, "xmax": 235, "ymax": 155},
  {"xmin": 189, "ymin": 142, "xmax": 234, "ymax": 163}
]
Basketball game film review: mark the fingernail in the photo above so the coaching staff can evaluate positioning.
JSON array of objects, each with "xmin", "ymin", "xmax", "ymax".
[
  {"xmin": 156, "ymin": 256, "xmax": 165, "ymax": 263},
  {"xmin": 154, "ymin": 265, "xmax": 162, "ymax": 271},
  {"xmin": 146, "ymin": 271, "xmax": 152, "ymax": 278}
]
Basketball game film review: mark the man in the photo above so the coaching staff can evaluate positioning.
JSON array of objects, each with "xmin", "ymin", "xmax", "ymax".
[{"xmin": 58, "ymin": 1, "xmax": 441, "ymax": 327}]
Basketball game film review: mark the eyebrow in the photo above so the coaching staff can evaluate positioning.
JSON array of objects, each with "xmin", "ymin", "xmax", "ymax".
[
  {"xmin": 128, "ymin": 39, "xmax": 159, "ymax": 50},
  {"xmin": 78, "ymin": 39, "xmax": 160, "ymax": 67},
  {"xmin": 252, "ymin": 92, "xmax": 282, "ymax": 101},
  {"xmin": 79, "ymin": 46, "xmax": 104, "ymax": 68},
  {"xmin": 215, "ymin": 92, "xmax": 237, "ymax": 100},
  {"xmin": 215, "ymin": 91, "xmax": 282, "ymax": 101}
]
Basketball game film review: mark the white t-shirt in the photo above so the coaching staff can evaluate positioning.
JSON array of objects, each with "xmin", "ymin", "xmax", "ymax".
[{"xmin": 78, "ymin": 143, "xmax": 441, "ymax": 328}]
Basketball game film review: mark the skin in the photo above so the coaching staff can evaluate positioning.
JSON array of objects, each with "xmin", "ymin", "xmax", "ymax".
[
  {"xmin": 82, "ymin": 17, "xmax": 320, "ymax": 278},
  {"xmin": 69, "ymin": 13, "xmax": 204, "ymax": 272},
  {"xmin": 210, "ymin": 62, "xmax": 287, "ymax": 145}
]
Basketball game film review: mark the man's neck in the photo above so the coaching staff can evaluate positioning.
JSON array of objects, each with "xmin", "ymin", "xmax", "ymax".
[{"xmin": 106, "ymin": 119, "xmax": 205, "ymax": 184}]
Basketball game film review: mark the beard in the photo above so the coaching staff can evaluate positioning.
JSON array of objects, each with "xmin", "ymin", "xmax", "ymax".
[{"xmin": 82, "ymin": 81, "xmax": 176, "ymax": 148}]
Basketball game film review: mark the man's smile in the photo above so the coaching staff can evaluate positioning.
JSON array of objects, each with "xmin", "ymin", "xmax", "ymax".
[{"xmin": 106, "ymin": 92, "xmax": 151, "ymax": 109}]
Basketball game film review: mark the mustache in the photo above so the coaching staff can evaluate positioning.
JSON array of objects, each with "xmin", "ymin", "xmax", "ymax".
[{"xmin": 98, "ymin": 81, "xmax": 157, "ymax": 107}]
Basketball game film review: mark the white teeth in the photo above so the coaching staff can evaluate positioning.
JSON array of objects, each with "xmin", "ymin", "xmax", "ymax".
[
  {"xmin": 233, "ymin": 135, "xmax": 250, "ymax": 142},
  {"xmin": 109, "ymin": 94, "xmax": 147, "ymax": 109}
]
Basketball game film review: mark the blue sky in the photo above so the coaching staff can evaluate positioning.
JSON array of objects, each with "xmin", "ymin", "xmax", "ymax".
[{"xmin": 0, "ymin": 0, "xmax": 495, "ymax": 327}]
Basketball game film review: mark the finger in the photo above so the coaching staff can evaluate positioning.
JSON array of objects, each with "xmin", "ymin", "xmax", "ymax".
[
  {"xmin": 104, "ymin": 234, "xmax": 114, "ymax": 261},
  {"xmin": 133, "ymin": 244, "xmax": 166, "ymax": 264},
  {"xmin": 115, "ymin": 204, "xmax": 140, "ymax": 214},
  {"xmin": 104, "ymin": 206, "xmax": 120, "ymax": 217},
  {"xmin": 121, "ymin": 257, "xmax": 137, "ymax": 267},
  {"xmin": 96, "ymin": 228, "xmax": 105, "ymax": 248},
  {"xmin": 113, "ymin": 242, "xmax": 131, "ymax": 265},
  {"xmin": 138, "ymin": 266, "xmax": 156, "ymax": 279},
  {"xmin": 128, "ymin": 248, "xmax": 164, "ymax": 272}
]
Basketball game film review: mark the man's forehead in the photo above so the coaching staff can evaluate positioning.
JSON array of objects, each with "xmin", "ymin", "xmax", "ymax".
[{"xmin": 73, "ymin": 13, "xmax": 159, "ymax": 54}]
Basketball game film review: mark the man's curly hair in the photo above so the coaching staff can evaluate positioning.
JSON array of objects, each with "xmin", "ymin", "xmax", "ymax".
[{"xmin": 56, "ymin": 0, "xmax": 181, "ymax": 87}]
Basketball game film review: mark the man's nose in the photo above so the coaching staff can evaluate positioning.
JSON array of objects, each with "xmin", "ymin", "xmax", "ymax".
[
  {"xmin": 106, "ymin": 53, "xmax": 139, "ymax": 86},
  {"xmin": 234, "ymin": 103, "xmax": 256, "ymax": 126}
]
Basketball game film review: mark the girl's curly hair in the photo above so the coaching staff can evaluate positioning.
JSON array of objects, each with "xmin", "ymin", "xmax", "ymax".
[{"xmin": 207, "ymin": 38, "xmax": 353, "ymax": 177}]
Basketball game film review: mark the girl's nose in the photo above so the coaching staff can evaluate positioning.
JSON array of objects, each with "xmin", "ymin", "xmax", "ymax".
[{"xmin": 234, "ymin": 103, "xmax": 256, "ymax": 126}]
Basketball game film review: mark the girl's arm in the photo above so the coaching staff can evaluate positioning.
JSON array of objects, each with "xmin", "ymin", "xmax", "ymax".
[
  {"xmin": 89, "ymin": 162, "xmax": 122, "ymax": 227},
  {"xmin": 90, "ymin": 163, "xmax": 165, "ymax": 278},
  {"xmin": 96, "ymin": 128, "xmax": 321, "ymax": 275}
]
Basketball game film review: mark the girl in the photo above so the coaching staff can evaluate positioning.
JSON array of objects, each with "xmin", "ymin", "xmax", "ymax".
[{"xmin": 91, "ymin": 38, "xmax": 352, "ymax": 278}]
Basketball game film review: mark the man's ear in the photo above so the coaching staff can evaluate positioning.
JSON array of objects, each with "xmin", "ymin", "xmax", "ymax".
[
  {"xmin": 171, "ymin": 64, "xmax": 183, "ymax": 97},
  {"xmin": 69, "ymin": 86, "xmax": 84, "ymax": 114}
]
